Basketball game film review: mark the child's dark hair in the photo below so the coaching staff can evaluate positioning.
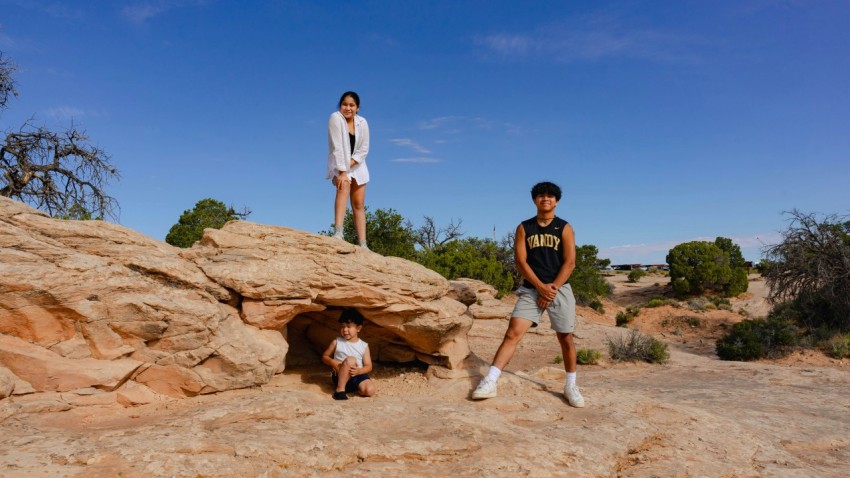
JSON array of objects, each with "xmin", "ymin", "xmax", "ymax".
[
  {"xmin": 338, "ymin": 91, "xmax": 360, "ymax": 108},
  {"xmin": 531, "ymin": 181, "xmax": 562, "ymax": 201},
  {"xmin": 338, "ymin": 308, "xmax": 365, "ymax": 325}
]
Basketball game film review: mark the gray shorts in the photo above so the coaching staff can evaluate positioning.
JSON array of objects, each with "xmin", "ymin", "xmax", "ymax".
[{"xmin": 511, "ymin": 283, "xmax": 577, "ymax": 333}]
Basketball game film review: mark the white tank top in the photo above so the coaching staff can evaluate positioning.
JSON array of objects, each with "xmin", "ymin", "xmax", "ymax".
[{"xmin": 333, "ymin": 337, "xmax": 368, "ymax": 368}]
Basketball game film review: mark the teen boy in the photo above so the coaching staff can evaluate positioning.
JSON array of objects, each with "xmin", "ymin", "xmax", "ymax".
[{"xmin": 472, "ymin": 181, "xmax": 585, "ymax": 407}]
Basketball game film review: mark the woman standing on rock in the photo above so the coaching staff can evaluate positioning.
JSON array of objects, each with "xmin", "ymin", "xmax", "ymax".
[{"xmin": 327, "ymin": 91, "xmax": 370, "ymax": 249}]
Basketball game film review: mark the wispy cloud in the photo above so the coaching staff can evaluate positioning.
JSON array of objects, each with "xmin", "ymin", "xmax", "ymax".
[
  {"xmin": 419, "ymin": 116, "xmax": 464, "ymax": 130},
  {"xmin": 389, "ymin": 117, "xmax": 527, "ymax": 165},
  {"xmin": 418, "ymin": 115, "xmax": 527, "ymax": 136},
  {"xmin": 390, "ymin": 157, "xmax": 442, "ymax": 164},
  {"xmin": 122, "ymin": 0, "xmax": 209, "ymax": 25},
  {"xmin": 390, "ymin": 138, "xmax": 430, "ymax": 154},
  {"xmin": 474, "ymin": 12, "xmax": 704, "ymax": 64},
  {"xmin": 389, "ymin": 138, "xmax": 440, "ymax": 164},
  {"xmin": 46, "ymin": 106, "xmax": 107, "ymax": 120}
]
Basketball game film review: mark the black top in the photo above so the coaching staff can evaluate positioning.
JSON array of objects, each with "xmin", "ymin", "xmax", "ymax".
[
  {"xmin": 349, "ymin": 133, "xmax": 356, "ymax": 157},
  {"xmin": 520, "ymin": 216, "xmax": 569, "ymax": 288}
]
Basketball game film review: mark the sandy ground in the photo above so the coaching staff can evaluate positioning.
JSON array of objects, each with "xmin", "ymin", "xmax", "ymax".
[{"xmin": 1, "ymin": 274, "xmax": 848, "ymax": 477}]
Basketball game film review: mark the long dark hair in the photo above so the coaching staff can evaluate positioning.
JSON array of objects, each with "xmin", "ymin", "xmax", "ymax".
[{"xmin": 338, "ymin": 91, "xmax": 360, "ymax": 108}]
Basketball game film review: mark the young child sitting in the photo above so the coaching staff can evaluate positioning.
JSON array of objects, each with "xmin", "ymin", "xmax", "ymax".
[{"xmin": 321, "ymin": 308, "xmax": 376, "ymax": 400}]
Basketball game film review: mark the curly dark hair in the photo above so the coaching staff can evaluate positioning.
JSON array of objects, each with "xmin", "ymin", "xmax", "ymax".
[{"xmin": 530, "ymin": 181, "xmax": 562, "ymax": 201}]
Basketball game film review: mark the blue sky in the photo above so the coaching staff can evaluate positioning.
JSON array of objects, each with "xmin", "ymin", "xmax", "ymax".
[{"xmin": 1, "ymin": 0, "xmax": 848, "ymax": 264}]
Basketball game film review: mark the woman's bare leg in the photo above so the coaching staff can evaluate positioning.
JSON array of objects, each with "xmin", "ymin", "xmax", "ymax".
[
  {"xmin": 350, "ymin": 180, "xmax": 367, "ymax": 243},
  {"xmin": 332, "ymin": 176, "xmax": 350, "ymax": 235}
]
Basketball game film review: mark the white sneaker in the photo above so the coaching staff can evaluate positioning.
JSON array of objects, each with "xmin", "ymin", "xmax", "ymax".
[
  {"xmin": 472, "ymin": 377, "xmax": 497, "ymax": 400},
  {"xmin": 564, "ymin": 384, "xmax": 585, "ymax": 408},
  {"xmin": 332, "ymin": 231, "xmax": 344, "ymax": 241}
]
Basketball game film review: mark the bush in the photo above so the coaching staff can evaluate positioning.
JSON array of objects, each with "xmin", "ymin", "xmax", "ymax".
[
  {"xmin": 715, "ymin": 315, "xmax": 800, "ymax": 361},
  {"xmin": 687, "ymin": 298, "xmax": 708, "ymax": 311},
  {"xmin": 627, "ymin": 268, "xmax": 647, "ymax": 283},
  {"xmin": 571, "ymin": 245, "xmax": 614, "ymax": 306},
  {"xmin": 666, "ymin": 237, "xmax": 749, "ymax": 298},
  {"xmin": 576, "ymin": 348, "xmax": 602, "ymax": 365},
  {"xmin": 616, "ymin": 306, "xmax": 640, "ymax": 327},
  {"xmin": 763, "ymin": 210, "xmax": 850, "ymax": 332},
  {"xmin": 821, "ymin": 334, "xmax": 850, "ymax": 359},
  {"xmin": 646, "ymin": 297, "xmax": 677, "ymax": 308},
  {"xmin": 588, "ymin": 299, "xmax": 605, "ymax": 314},
  {"xmin": 323, "ymin": 207, "xmax": 419, "ymax": 260},
  {"xmin": 165, "ymin": 198, "xmax": 248, "ymax": 248},
  {"xmin": 607, "ymin": 330, "xmax": 669, "ymax": 363},
  {"xmin": 418, "ymin": 238, "xmax": 515, "ymax": 297}
]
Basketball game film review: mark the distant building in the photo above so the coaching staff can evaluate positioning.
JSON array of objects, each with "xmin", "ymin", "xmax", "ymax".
[{"xmin": 611, "ymin": 264, "xmax": 642, "ymax": 271}]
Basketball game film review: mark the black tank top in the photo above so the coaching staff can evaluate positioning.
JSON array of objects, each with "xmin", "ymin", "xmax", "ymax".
[
  {"xmin": 521, "ymin": 216, "xmax": 568, "ymax": 288},
  {"xmin": 349, "ymin": 133, "xmax": 355, "ymax": 154}
]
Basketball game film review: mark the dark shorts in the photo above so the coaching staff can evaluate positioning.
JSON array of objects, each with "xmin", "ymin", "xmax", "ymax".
[{"xmin": 331, "ymin": 372, "xmax": 371, "ymax": 393}]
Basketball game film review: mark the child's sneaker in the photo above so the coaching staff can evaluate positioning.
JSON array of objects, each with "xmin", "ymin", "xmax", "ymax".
[
  {"xmin": 471, "ymin": 377, "xmax": 497, "ymax": 400},
  {"xmin": 564, "ymin": 384, "xmax": 585, "ymax": 408},
  {"xmin": 333, "ymin": 391, "xmax": 348, "ymax": 400}
]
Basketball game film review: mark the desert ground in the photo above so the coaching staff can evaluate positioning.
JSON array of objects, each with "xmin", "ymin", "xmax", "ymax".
[{"xmin": 1, "ymin": 273, "xmax": 848, "ymax": 477}]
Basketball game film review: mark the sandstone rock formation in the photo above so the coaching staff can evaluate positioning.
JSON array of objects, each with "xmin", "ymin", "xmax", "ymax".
[
  {"xmin": 0, "ymin": 197, "xmax": 471, "ymax": 402},
  {"xmin": 450, "ymin": 278, "xmax": 514, "ymax": 320}
]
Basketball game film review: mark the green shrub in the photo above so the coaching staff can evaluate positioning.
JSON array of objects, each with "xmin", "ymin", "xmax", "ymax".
[
  {"xmin": 588, "ymin": 299, "xmax": 605, "ymax": 313},
  {"xmin": 711, "ymin": 297, "xmax": 732, "ymax": 307},
  {"xmin": 646, "ymin": 297, "xmax": 677, "ymax": 308},
  {"xmin": 686, "ymin": 296, "xmax": 729, "ymax": 311},
  {"xmin": 553, "ymin": 355, "xmax": 563, "ymax": 364},
  {"xmin": 576, "ymin": 348, "xmax": 602, "ymax": 365},
  {"xmin": 821, "ymin": 334, "xmax": 850, "ymax": 359},
  {"xmin": 571, "ymin": 245, "xmax": 614, "ymax": 306},
  {"xmin": 715, "ymin": 315, "xmax": 800, "ymax": 361},
  {"xmin": 607, "ymin": 330, "xmax": 669, "ymax": 364},
  {"xmin": 627, "ymin": 268, "xmax": 647, "ymax": 283},
  {"xmin": 646, "ymin": 298, "xmax": 665, "ymax": 308},
  {"xmin": 615, "ymin": 306, "xmax": 640, "ymax": 327},
  {"xmin": 666, "ymin": 238, "xmax": 749, "ymax": 298},
  {"xmin": 418, "ymin": 238, "xmax": 514, "ymax": 296},
  {"xmin": 166, "ymin": 198, "xmax": 248, "ymax": 248}
]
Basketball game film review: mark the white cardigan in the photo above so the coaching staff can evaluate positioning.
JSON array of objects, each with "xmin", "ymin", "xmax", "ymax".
[{"xmin": 326, "ymin": 111, "xmax": 370, "ymax": 184}]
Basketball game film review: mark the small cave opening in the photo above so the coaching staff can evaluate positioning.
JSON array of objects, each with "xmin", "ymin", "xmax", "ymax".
[{"xmin": 282, "ymin": 308, "xmax": 429, "ymax": 378}]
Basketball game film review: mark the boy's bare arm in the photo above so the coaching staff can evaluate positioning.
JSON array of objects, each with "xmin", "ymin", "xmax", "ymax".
[
  {"xmin": 357, "ymin": 346, "xmax": 373, "ymax": 375},
  {"xmin": 321, "ymin": 340, "xmax": 340, "ymax": 372}
]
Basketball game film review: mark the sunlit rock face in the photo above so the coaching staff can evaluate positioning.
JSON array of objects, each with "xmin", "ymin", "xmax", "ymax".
[{"xmin": 0, "ymin": 196, "xmax": 471, "ymax": 400}]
